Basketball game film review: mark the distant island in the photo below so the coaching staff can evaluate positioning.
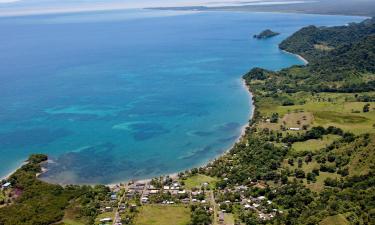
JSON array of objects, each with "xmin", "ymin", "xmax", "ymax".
[{"xmin": 253, "ymin": 29, "xmax": 280, "ymax": 39}]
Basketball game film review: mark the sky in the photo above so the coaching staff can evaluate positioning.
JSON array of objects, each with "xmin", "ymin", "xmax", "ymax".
[{"xmin": 0, "ymin": 0, "xmax": 312, "ymax": 17}]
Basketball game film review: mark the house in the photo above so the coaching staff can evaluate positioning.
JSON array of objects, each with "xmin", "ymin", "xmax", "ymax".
[
  {"xmin": 289, "ymin": 127, "xmax": 300, "ymax": 131},
  {"xmin": 163, "ymin": 186, "xmax": 170, "ymax": 190},
  {"xmin": 105, "ymin": 206, "xmax": 112, "ymax": 212},
  {"xmin": 1, "ymin": 182, "xmax": 11, "ymax": 189},
  {"xmin": 100, "ymin": 218, "xmax": 112, "ymax": 223},
  {"xmin": 111, "ymin": 194, "xmax": 117, "ymax": 200},
  {"xmin": 141, "ymin": 197, "xmax": 148, "ymax": 203},
  {"xmin": 135, "ymin": 182, "xmax": 145, "ymax": 187},
  {"xmin": 126, "ymin": 190, "xmax": 135, "ymax": 197},
  {"xmin": 235, "ymin": 185, "xmax": 248, "ymax": 191},
  {"xmin": 181, "ymin": 198, "xmax": 190, "ymax": 204},
  {"xmin": 143, "ymin": 190, "xmax": 150, "ymax": 197},
  {"xmin": 244, "ymin": 204, "xmax": 251, "ymax": 209},
  {"xmin": 191, "ymin": 191, "xmax": 201, "ymax": 196},
  {"xmin": 171, "ymin": 190, "xmax": 179, "ymax": 195},
  {"xmin": 150, "ymin": 190, "xmax": 159, "ymax": 194}
]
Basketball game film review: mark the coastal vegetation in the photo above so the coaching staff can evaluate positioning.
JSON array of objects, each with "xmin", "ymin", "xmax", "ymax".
[
  {"xmin": 0, "ymin": 17, "xmax": 374, "ymax": 225},
  {"xmin": 0, "ymin": 155, "xmax": 112, "ymax": 225},
  {"xmin": 199, "ymin": 17, "xmax": 375, "ymax": 224}
]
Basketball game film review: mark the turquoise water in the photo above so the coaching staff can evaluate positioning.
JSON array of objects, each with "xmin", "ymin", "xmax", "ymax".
[{"xmin": 0, "ymin": 10, "xmax": 363, "ymax": 184}]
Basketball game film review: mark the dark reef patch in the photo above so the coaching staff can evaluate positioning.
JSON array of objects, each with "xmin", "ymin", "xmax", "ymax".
[
  {"xmin": 129, "ymin": 122, "xmax": 170, "ymax": 141},
  {"xmin": 0, "ymin": 128, "xmax": 71, "ymax": 148}
]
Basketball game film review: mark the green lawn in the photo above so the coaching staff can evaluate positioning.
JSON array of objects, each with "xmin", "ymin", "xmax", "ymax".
[
  {"xmin": 320, "ymin": 214, "xmax": 349, "ymax": 225},
  {"xmin": 183, "ymin": 174, "xmax": 218, "ymax": 190},
  {"xmin": 62, "ymin": 218, "xmax": 85, "ymax": 225},
  {"xmin": 305, "ymin": 172, "xmax": 341, "ymax": 193},
  {"xmin": 257, "ymin": 92, "xmax": 375, "ymax": 134},
  {"xmin": 283, "ymin": 160, "xmax": 341, "ymax": 193},
  {"xmin": 224, "ymin": 213, "xmax": 235, "ymax": 225},
  {"xmin": 292, "ymin": 135, "xmax": 340, "ymax": 152},
  {"xmin": 134, "ymin": 205, "xmax": 190, "ymax": 225},
  {"xmin": 95, "ymin": 211, "xmax": 115, "ymax": 225}
]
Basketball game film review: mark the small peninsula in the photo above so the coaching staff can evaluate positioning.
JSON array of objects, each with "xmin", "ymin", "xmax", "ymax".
[{"xmin": 253, "ymin": 29, "xmax": 280, "ymax": 39}]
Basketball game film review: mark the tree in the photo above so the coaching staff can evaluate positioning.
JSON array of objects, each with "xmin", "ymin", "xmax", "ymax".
[
  {"xmin": 363, "ymin": 103, "xmax": 370, "ymax": 112},
  {"xmin": 295, "ymin": 169, "xmax": 305, "ymax": 178},
  {"xmin": 270, "ymin": 113, "xmax": 279, "ymax": 123}
]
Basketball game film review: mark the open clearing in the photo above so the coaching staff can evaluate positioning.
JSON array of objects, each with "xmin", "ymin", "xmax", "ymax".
[
  {"xmin": 258, "ymin": 92, "xmax": 375, "ymax": 134},
  {"xmin": 183, "ymin": 174, "xmax": 218, "ymax": 190},
  {"xmin": 320, "ymin": 214, "xmax": 349, "ymax": 225},
  {"xmin": 95, "ymin": 211, "xmax": 115, "ymax": 225},
  {"xmin": 292, "ymin": 134, "xmax": 340, "ymax": 152},
  {"xmin": 135, "ymin": 205, "xmax": 190, "ymax": 225}
]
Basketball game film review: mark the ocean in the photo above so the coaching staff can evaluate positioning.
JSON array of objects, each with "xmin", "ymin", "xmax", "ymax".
[{"xmin": 0, "ymin": 9, "xmax": 364, "ymax": 183}]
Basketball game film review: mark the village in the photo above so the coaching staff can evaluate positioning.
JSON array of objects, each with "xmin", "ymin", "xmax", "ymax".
[{"xmin": 86, "ymin": 172, "xmax": 281, "ymax": 225}]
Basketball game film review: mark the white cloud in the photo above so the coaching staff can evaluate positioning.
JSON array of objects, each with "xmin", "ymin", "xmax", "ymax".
[{"xmin": 0, "ymin": 0, "xmax": 21, "ymax": 3}]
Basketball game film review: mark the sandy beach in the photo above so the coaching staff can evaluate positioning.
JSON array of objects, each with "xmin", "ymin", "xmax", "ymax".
[
  {"xmin": 281, "ymin": 49, "xmax": 309, "ymax": 65},
  {"xmin": 0, "ymin": 162, "xmax": 26, "ymax": 181}
]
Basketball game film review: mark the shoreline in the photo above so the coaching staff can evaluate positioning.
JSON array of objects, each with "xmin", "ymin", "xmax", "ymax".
[
  {"xmin": 2, "ymin": 51, "xmax": 303, "ymax": 186},
  {"xmin": 281, "ymin": 49, "xmax": 309, "ymax": 65},
  {"xmin": 117, "ymin": 78, "xmax": 254, "ymax": 186},
  {"xmin": 0, "ymin": 161, "xmax": 26, "ymax": 181}
]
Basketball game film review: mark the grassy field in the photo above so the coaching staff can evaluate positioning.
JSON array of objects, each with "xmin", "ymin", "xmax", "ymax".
[
  {"xmin": 134, "ymin": 205, "xmax": 190, "ymax": 225},
  {"xmin": 95, "ymin": 211, "xmax": 115, "ymax": 225},
  {"xmin": 62, "ymin": 218, "xmax": 85, "ymax": 225},
  {"xmin": 224, "ymin": 213, "xmax": 235, "ymax": 225},
  {"xmin": 319, "ymin": 214, "xmax": 349, "ymax": 225},
  {"xmin": 305, "ymin": 172, "xmax": 341, "ymax": 193},
  {"xmin": 258, "ymin": 92, "xmax": 375, "ymax": 134},
  {"xmin": 343, "ymin": 134, "xmax": 375, "ymax": 176},
  {"xmin": 61, "ymin": 202, "xmax": 92, "ymax": 225},
  {"xmin": 283, "ymin": 160, "xmax": 341, "ymax": 192},
  {"xmin": 292, "ymin": 134, "xmax": 340, "ymax": 152},
  {"xmin": 183, "ymin": 174, "xmax": 218, "ymax": 190}
]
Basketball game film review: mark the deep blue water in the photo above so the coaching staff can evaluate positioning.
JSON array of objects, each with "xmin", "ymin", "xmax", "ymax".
[{"xmin": 0, "ymin": 10, "xmax": 364, "ymax": 184}]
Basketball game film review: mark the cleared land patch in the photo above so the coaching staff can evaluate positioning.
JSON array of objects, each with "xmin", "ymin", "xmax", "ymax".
[
  {"xmin": 257, "ymin": 92, "xmax": 375, "ymax": 134},
  {"xmin": 95, "ymin": 211, "xmax": 115, "ymax": 225},
  {"xmin": 292, "ymin": 134, "xmax": 340, "ymax": 152},
  {"xmin": 319, "ymin": 214, "xmax": 349, "ymax": 225},
  {"xmin": 183, "ymin": 174, "xmax": 218, "ymax": 190},
  {"xmin": 134, "ymin": 205, "xmax": 190, "ymax": 225}
]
